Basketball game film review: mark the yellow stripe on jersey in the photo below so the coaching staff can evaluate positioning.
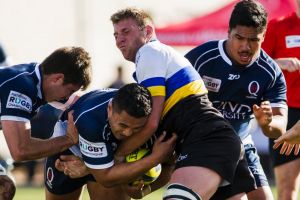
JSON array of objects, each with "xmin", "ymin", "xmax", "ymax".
[
  {"xmin": 162, "ymin": 80, "xmax": 207, "ymax": 117},
  {"xmin": 147, "ymin": 85, "xmax": 166, "ymax": 97}
]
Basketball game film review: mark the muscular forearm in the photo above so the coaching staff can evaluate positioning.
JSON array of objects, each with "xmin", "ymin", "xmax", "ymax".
[
  {"xmin": 12, "ymin": 136, "xmax": 74, "ymax": 161},
  {"xmin": 90, "ymin": 154, "xmax": 160, "ymax": 187},
  {"xmin": 261, "ymin": 115, "xmax": 287, "ymax": 138}
]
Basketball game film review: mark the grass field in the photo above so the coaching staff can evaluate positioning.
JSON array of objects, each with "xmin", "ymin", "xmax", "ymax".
[{"xmin": 14, "ymin": 186, "xmax": 278, "ymax": 200}]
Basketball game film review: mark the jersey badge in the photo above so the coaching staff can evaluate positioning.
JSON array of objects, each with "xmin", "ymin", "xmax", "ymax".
[
  {"xmin": 6, "ymin": 90, "xmax": 32, "ymax": 113},
  {"xmin": 246, "ymin": 81, "xmax": 260, "ymax": 99},
  {"xmin": 46, "ymin": 167, "xmax": 54, "ymax": 189},
  {"xmin": 285, "ymin": 35, "xmax": 300, "ymax": 48},
  {"xmin": 202, "ymin": 76, "xmax": 221, "ymax": 92}
]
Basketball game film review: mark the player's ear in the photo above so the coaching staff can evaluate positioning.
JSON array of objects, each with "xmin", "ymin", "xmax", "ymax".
[
  {"xmin": 50, "ymin": 73, "xmax": 64, "ymax": 85},
  {"xmin": 145, "ymin": 25, "xmax": 153, "ymax": 38},
  {"xmin": 107, "ymin": 101, "xmax": 113, "ymax": 118}
]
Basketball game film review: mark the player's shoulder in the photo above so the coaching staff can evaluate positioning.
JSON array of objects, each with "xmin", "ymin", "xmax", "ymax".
[
  {"xmin": 258, "ymin": 50, "xmax": 282, "ymax": 75},
  {"xmin": 72, "ymin": 89, "xmax": 116, "ymax": 125},
  {"xmin": 268, "ymin": 13, "xmax": 296, "ymax": 27},
  {"xmin": 0, "ymin": 63, "xmax": 38, "ymax": 96},
  {"xmin": 186, "ymin": 40, "xmax": 219, "ymax": 56},
  {"xmin": 73, "ymin": 89, "xmax": 116, "ymax": 114},
  {"xmin": 139, "ymin": 40, "xmax": 169, "ymax": 56},
  {"xmin": 185, "ymin": 40, "xmax": 220, "ymax": 65}
]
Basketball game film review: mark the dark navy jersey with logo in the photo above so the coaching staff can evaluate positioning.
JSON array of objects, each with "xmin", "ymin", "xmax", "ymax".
[
  {"xmin": 185, "ymin": 40, "xmax": 287, "ymax": 140},
  {"xmin": 0, "ymin": 63, "xmax": 45, "ymax": 123},
  {"xmin": 53, "ymin": 89, "xmax": 120, "ymax": 170}
]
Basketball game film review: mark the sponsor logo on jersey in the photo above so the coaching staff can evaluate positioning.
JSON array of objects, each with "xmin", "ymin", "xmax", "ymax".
[
  {"xmin": 79, "ymin": 135, "xmax": 108, "ymax": 158},
  {"xmin": 176, "ymin": 154, "xmax": 188, "ymax": 163},
  {"xmin": 202, "ymin": 76, "xmax": 221, "ymax": 92},
  {"xmin": 46, "ymin": 167, "xmax": 54, "ymax": 189},
  {"xmin": 285, "ymin": 35, "xmax": 300, "ymax": 48},
  {"xmin": 213, "ymin": 101, "xmax": 252, "ymax": 120},
  {"xmin": 228, "ymin": 74, "xmax": 240, "ymax": 80},
  {"xmin": 6, "ymin": 90, "xmax": 32, "ymax": 113},
  {"xmin": 246, "ymin": 81, "xmax": 260, "ymax": 99}
]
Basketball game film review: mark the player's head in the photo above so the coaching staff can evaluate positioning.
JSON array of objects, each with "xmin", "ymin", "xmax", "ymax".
[
  {"xmin": 226, "ymin": 0, "xmax": 267, "ymax": 66},
  {"xmin": 108, "ymin": 83, "xmax": 152, "ymax": 140},
  {"xmin": 111, "ymin": 7, "xmax": 155, "ymax": 62},
  {"xmin": 40, "ymin": 46, "xmax": 92, "ymax": 102},
  {"xmin": 0, "ymin": 165, "xmax": 16, "ymax": 200}
]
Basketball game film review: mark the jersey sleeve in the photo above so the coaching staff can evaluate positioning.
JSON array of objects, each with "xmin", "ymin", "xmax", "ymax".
[
  {"xmin": 76, "ymin": 115, "xmax": 114, "ymax": 170},
  {"xmin": 264, "ymin": 67, "xmax": 287, "ymax": 108},
  {"xmin": 185, "ymin": 45, "xmax": 201, "ymax": 67},
  {"xmin": 135, "ymin": 47, "xmax": 166, "ymax": 97}
]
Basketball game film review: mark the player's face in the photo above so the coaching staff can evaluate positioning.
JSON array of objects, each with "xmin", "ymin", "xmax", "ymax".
[
  {"xmin": 44, "ymin": 74, "xmax": 80, "ymax": 102},
  {"xmin": 108, "ymin": 105, "xmax": 148, "ymax": 140},
  {"xmin": 113, "ymin": 18, "xmax": 147, "ymax": 62},
  {"xmin": 226, "ymin": 25, "xmax": 265, "ymax": 66}
]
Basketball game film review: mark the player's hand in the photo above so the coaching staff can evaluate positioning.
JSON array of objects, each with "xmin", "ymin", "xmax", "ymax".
[
  {"xmin": 123, "ymin": 181, "xmax": 151, "ymax": 199},
  {"xmin": 66, "ymin": 111, "xmax": 78, "ymax": 145},
  {"xmin": 0, "ymin": 175, "xmax": 16, "ymax": 200},
  {"xmin": 273, "ymin": 121, "xmax": 300, "ymax": 155},
  {"xmin": 55, "ymin": 155, "xmax": 89, "ymax": 178},
  {"xmin": 114, "ymin": 155, "xmax": 125, "ymax": 164},
  {"xmin": 151, "ymin": 131, "xmax": 177, "ymax": 163},
  {"xmin": 253, "ymin": 101, "xmax": 273, "ymax": 127},
  {"xmin": 276, "ymin": 57, "xmax": 300, "ymax": 72}
]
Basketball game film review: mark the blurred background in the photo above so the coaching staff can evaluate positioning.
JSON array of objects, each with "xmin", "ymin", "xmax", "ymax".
[{"xmin": 0, "ymin": 0, "xmax": 297, "ymax": 199}]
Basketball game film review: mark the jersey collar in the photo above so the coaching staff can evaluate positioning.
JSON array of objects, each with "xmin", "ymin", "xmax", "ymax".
[
  {"xmin": 34, "ymin": 64, "xmax": 43, "ymax": 99},
  {"xmin": 219, "ymin": 40, "xmax": 259, "ymax": 68}
]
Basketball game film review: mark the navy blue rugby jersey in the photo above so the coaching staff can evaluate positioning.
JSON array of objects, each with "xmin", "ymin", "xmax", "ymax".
[
  {"xmin": 57, "ymin": 89, "xmax": 120, "ymax": 169},
  {"xmin": 185, "ymin": 40, "xmax": 287, "ymax": 140},
  {"xmin": 0, "ymin": 63, "xmax": 45, "ymax": 123}
]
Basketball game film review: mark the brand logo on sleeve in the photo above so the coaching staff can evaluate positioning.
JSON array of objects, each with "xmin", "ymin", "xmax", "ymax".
[
  {"xmin": 6, "ymin": 91, "xmax": 32, "ymax": 113},
  {"xmin": 79, "ymin": 135, "xmax": 108, "ymax": 158}
]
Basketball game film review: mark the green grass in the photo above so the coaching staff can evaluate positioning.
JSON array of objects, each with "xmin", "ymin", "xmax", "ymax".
[
  {"xmin": 14, "ymin": 186, "xmax": 163, "ymax": 200},
  {"xmin": 14, "ymin": 186, "xmax": 277, "ymax": 200}
]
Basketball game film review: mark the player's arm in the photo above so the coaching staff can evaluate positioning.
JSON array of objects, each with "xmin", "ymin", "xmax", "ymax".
[
  {"xmin": 274, "ymin": 58, "xmax": 300, "ymax": 72},
  {"xmin": 253, "ymin": 101, "xmax": 287, "ymax": 138},
  {"xmin": 89, "ymin": 132, "xmax": 176, "ymax": 188},
  {"xmin": 115, "ymin": 96, "xmax": 165, "ymax": 158},
  {"xmin": 1, "ymin": 112, "xmax": 78, "ymax": 161},
  {"xmin": 124, "ymin": 158, "xmax": 175, "ymax": 199}
]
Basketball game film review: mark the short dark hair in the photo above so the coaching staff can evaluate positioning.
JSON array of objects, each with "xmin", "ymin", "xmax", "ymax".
[
  {"xmin": 229, "ymin": 0, "xmax": 268, "ymax": 33},
  {"xmin": 40, "ymin": 46, "xmax": 92, "ymax": 90},
  {"xmin": 112, "ymin": 83, "xmax": 152, "ymax": 118},
  {"xmin": 110, "ymin": 7, "xmax": 153, "ymax": 29}
]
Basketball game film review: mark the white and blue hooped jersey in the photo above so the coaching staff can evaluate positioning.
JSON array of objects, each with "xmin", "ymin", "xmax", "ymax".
[
  {"xmin": 133, "ymin": 39, "xmax": 208, "ymax": 117},
  {"xmin": 0, "ymin": 63, "xmax": 45, "ymax": 123},
  {"xmin": 52, "ymin": 89, "xmax": 120, "ymax": 170},
  {"xmin": 185, "ymin": 40, "xmax": 287, "ymax": 140}
]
